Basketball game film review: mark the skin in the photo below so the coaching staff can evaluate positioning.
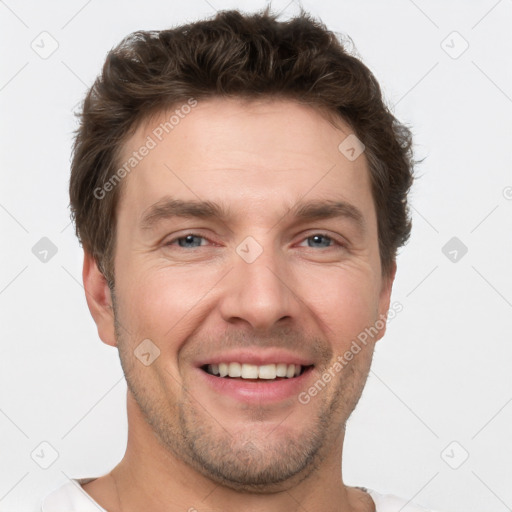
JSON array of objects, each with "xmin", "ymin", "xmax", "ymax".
[{"xmin": 82, "ymin": 97, "xmax": 396, "ymax": 512}]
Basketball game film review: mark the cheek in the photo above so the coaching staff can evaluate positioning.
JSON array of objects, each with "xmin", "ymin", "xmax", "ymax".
[
  {"xmin": 115, "ymin": 263, "xmax": 213, "ymax": 342},
  {"xmin": 305, "ymin": 268, "xmax": 380, "ymax": 347}
]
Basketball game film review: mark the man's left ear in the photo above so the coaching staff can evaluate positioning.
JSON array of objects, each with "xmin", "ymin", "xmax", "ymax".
[{"xmin": 376, "ymin": 260, "xmax": 397, "ymax": 341}]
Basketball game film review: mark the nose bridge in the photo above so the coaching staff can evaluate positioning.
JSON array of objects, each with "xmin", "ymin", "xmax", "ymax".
[{"xmin": 219, "ymin": 235, "xmax": 299, "ymax": 330}]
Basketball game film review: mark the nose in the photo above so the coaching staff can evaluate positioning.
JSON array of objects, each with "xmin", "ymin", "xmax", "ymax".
[{"xmin": 218, "ymin": 239, "xmax": 301, "ymax": 332}]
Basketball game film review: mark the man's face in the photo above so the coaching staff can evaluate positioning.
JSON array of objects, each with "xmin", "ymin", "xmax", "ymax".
[{"xmin": 108, "ymin": 98, "xmax": 393, "ymax": 490}]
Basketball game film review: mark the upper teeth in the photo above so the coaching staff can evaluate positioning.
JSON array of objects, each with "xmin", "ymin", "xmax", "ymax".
[{"xmin": 207, "ymin": 363, "xmax": 302, "ymax": 379}]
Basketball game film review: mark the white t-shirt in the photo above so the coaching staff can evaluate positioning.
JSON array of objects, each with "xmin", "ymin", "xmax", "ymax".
[{"xmin": 41, "ymin": 478, "xmax": 443, "ymax": 511}]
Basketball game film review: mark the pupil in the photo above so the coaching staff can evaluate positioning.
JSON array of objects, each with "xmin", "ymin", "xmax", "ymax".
[
  {"xmin": 180, "ymin": 235, "xmax": 200, "ymax": 248},
  {"xmin": 310, "ymin": 235, "xmax": 329, "ymax": 247}
]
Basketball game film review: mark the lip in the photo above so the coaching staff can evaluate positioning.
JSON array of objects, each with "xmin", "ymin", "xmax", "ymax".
[
  {"xmin": 195, "ymin": 348, "xmax": 315, "ymax": 368},
  {"xmin": 196, "ymin": 364, "xmax": 316, "ymax": 404}
]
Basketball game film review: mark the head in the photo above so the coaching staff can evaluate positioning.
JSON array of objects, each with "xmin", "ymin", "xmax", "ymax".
[{"xmin": 72, "ymin": 8, "xmax": 414, "ymax": 491}]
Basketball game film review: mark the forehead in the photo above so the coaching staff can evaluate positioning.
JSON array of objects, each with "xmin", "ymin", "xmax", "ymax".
[{"xmin": 116, "ymin": 97, "xmax": 374, "ymax": 226}]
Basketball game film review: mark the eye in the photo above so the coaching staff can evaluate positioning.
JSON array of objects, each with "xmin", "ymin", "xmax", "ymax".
[
  {"xmin": 297, "ymin": 233, "xmax": 345, "ymax": 250},
  {"xmin": 165, "ymin": 233, "xmax": 210, "ymax": 249},
  {"xmin": 164, "ymin": 232, "xmax": 346, "ymax": 251}
]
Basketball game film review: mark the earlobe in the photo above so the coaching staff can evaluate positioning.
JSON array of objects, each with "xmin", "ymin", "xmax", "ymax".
[
  {"xmin": 376, "ymin": 260, "xmax": 397, "ymax": 342},
  {"xmin": 82, "ymin": 250, "xmax": 117, "ymax": 347}
]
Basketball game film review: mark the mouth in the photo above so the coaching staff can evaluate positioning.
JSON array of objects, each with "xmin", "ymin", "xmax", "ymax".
[
  {"xmin": 201, "ymin": 362, "xmax": 314, "ymax": 381},
  {"xmin": 196, "ymin": 357, "xmax": 316, "ymax": 404}
]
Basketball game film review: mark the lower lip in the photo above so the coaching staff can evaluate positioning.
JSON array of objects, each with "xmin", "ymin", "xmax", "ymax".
[{"xmin": 196, "ymin": 367, "xmax": 315, "ymax": 404}]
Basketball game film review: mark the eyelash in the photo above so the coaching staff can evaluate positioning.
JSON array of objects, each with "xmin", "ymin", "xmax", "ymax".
[{"xmin": 164, "ymin": 232, "xmax": 347, "ymax": 250}]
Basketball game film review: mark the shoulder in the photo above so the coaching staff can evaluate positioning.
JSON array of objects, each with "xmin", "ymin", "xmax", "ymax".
[
  {"xmin": 41, "ymin": 478, "xmax": 107, "ymax": 512},
  {"xmin": 365, "ymin": 488, "xmax": 444, "ymax": 512}
]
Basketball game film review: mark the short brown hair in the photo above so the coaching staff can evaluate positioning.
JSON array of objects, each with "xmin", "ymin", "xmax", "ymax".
[{"xmin": 69, "ymin": 8, "xmax": 414, "ymax": 286}]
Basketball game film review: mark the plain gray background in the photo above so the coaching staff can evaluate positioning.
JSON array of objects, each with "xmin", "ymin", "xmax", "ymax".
[{"xmin": 1, "ymin": 0, "xmax": 511, "ymax": 510}]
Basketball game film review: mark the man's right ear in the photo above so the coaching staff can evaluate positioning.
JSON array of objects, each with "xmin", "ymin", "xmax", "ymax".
[{"xmin": 83, "ymin": 250, "xmax": 117, "ymax": 347}]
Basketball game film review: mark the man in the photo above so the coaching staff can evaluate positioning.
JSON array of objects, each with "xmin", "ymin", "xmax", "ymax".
[{"xmin": 42, "ymin": 7, "xmax": 442, "ymax": 512}]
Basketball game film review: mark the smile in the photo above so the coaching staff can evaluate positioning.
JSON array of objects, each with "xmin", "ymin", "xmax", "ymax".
[{"xmin": 203, "ymin": 362, "xmax": 313, "ymax": 380}]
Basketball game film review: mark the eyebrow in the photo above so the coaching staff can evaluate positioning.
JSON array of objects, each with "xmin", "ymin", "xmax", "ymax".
[{"xmin": 140, "ymin": 196, "xmax": 366, "ymax": 232}]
